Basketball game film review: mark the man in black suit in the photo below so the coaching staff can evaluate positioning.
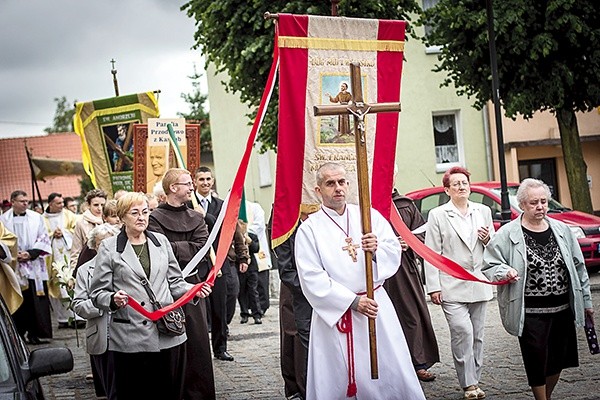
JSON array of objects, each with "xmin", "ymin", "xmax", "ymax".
[{"xmin": 194, "ymin": 166, "xmax": 249, "ymax": 362}]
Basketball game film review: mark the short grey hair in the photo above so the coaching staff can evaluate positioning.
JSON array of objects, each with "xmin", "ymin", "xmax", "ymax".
[
  {"xmin": 516, "ymin": 178, "xmax": 552, "ymax": 207},
  {"xmin": 86, "ymin": 223, "xmax": 120, "ymax": 249},
  {"xmin": 153, "ymin": 181, "xmax": 165, "ymax": 197},
  {"xmin": 316, "ymin": 163, "xmax": 346, "ymax": 186}
]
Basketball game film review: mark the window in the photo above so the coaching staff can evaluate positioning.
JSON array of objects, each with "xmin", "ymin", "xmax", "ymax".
[
  {"xmin": 422, "ymin": 0, "xmax": 442, "ymax": 53},
  {"xmin": 518, "ymin": 158, "xmax": 559, "ymax": 199},
  {"xmin": 432, "ymin": 112, "xmax": 463, "ymax": 172}
]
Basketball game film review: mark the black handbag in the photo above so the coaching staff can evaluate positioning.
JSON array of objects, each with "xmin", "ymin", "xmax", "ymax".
[
  {"xmin": 138, "ymin": 277, "xmax": 186, "ymax": 337},
  {"xmin": 585, "ymin": 315, "xmax": 599, "ymax": 355}
]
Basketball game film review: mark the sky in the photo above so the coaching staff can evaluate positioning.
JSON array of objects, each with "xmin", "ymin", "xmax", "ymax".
[{"xmin": 0, "ymin": 0, "xmax": 207, "ymax": 139}]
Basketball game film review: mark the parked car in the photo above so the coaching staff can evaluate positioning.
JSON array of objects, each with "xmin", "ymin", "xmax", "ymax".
[
  {"xmin": 406, "ymin": 182, "xmax": 600, "ymax": 272},
  {"xmin": 0, "ymin": 295, "xmax": 73, "ymax": 399}
]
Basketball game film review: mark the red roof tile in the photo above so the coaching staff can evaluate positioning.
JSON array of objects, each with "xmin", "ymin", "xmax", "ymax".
[{"xmin": 0, "ymin": 133, "xmax": 83, "ymax": 204}]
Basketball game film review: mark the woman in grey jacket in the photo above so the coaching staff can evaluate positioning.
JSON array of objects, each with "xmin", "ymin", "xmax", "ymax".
[
  {"xmin": 483, "ymin": 178, "xmax": 593, "ymax": 400},
  {"xmin": 90, "ymin": 192, "xmax": 211, "ymax": 400},
  {"xmin": 72, "ymin": 223, "xmax": 119, "ymax": 399}
]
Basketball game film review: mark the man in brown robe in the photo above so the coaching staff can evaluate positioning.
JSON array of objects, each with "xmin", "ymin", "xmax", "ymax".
[
  {"xmin": 147, "ymin": 168, "xmax": 215, "ymax": 400},
  {"xmin": 384, "ymin": 189, "xmax": 440, "ymax": 381}
]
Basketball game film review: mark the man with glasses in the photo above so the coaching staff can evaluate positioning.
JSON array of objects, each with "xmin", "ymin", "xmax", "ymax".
[{"xmin": 148, "ymin": 168, "xmax": 216, "ymax": 400}]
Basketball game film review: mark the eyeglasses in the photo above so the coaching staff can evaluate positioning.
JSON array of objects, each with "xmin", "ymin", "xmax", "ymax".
[
  {"xmin": 450, "ymin": 181, "xmax": 470, "ymax": 188},
  {"xmin": 128, "ymin": 210, "xmax": 149, "ymax": 218},
  {"xmin": 173, "ymin": 182, "xmax": 194, "ymax": 187}
]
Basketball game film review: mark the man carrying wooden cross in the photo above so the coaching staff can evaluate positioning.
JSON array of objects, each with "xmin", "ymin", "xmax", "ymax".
[{"xmin": 294, "ymin": 162, "xmax": 425, "ymax": 400}]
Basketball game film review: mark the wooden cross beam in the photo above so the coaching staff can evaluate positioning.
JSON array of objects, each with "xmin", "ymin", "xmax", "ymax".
[{"xmin": 314, "ymin": 62, "xmax": 401, "ymax": 380}]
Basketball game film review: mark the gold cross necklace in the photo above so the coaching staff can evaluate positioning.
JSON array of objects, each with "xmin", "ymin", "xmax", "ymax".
[{"xmin": 322, "ymin": 207, "xmax": 360, "ymax": 262}]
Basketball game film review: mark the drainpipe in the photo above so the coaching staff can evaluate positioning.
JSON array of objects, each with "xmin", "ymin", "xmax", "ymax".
[{"xmin": 482, "ymin": 104, "xmax": 494, "ymax": 180}]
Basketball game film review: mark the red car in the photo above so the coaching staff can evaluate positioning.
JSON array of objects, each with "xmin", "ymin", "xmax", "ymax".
[{"xmin": 406, "ymin": 182, "xmax": 600, "ymax": 272}]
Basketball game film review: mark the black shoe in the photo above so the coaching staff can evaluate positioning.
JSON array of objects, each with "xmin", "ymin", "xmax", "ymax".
[
  {"xmin": 27, "ymin": 336, "xmax": 49, "ymax": 345},
  {"xmin": 254, "ymin": 317, "xmax": 262, "ymax": 325},
  {"xmin": 58, "ymin": 322, "xmax": 69, "ymax": 329},
  {"xmin": 214, "ymin": 351, "xmax": 234, "ymax": 361},
  {"xmin": 240, "ymin": 316, "xmax": 249, "ymax": 324}
]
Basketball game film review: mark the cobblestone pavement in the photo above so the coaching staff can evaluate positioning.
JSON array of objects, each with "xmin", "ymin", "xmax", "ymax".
[{"xmin": 36, "ymin": 273, "xmax": 600, "ymax": 399}]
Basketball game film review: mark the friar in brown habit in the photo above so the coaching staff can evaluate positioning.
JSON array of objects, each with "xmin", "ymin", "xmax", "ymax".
[
  {"xmin": 384, "ymin": 189, "xmax": 440, "ymax": 382},
  {"xmin": 147, "ymin": 168, "xmax": 216, "ymax": 400}
]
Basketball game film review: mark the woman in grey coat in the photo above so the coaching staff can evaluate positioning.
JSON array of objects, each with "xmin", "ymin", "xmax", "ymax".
[
  {"xmin": 483, "ymin": 178, "xmax": 594, "ymax": 400},
  {"xmin": 72, "ymin": 223, "xmax": 119, "ymax": 399},
  {"xmin": 90, "ymin": 192, "xmax": 211, "ymax": 400}
]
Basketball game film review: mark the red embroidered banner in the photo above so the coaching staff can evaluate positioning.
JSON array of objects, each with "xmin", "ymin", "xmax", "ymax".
[{"xmin": 272, "ymin": 14, "xmax": 406, "ymax": 247}]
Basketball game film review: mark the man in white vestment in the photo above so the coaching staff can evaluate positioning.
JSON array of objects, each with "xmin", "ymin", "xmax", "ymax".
[
  {"xmin": 294, "ymin": 163, "xmax": 425, "ymax": 400},
  {"xmin": 0, "ymin": 190, "xmax": 52, "ymax": 343},
  {"xmin": 43, "ymin": 192, "xmax": 83, "ymax": 328}
]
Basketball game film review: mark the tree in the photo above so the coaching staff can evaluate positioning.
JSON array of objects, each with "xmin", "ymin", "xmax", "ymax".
[
  {"xmin": 45, "ymin": 96, "xmax": 76, "ymax": 133},
  {"xmin": 181, "ymin": 0, "xmax": 420, "ymax": 151},
  {"xmin": 420, "ymin": 0, "xmax": 600, "ymax": 213},
  {"xmin": 178, "ymin": 65, "xmax": 212, "ymax": 152}
]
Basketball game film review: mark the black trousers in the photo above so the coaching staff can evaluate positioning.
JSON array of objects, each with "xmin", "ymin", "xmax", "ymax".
[
  {"xmin": 112, "ymin": 344, "xmax": 186, "ymax": 400},
  {"xmin": 91, "ymin": 352, "xmax": 116, "ymax": 400},
  {"xmin": 183, "ymin": 274, "xmax": 216, "ymax": 399},
  {"xmin": 257, "ymin": 269, "xmax": 270, "ymax": 314},
  {"xmin": 208, "ymin": 260, "xmax": 230, "ymax": 354},
  {"xmin": 225, "ymin": 262, "xmax": 240, "ymax": 324},
  {"xmin": 238, "ymin": 268, "xmax": 262, "ymax": 318},
  {"xmin": 12, "ymin": 279, "xmax": 52, "ymax": 340},
  {"xmin": 279, "ymin": 283, "xmax": 308, "ymax": 398}
]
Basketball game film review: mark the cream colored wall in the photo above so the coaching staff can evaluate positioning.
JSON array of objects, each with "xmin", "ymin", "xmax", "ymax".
[
  {"xmin": 205, "ymin": 64, "xmax": 276, "ymax": 213},
  {"xmin": 395, "ymin": 40, "xmax": 489, "ymax": 193}
]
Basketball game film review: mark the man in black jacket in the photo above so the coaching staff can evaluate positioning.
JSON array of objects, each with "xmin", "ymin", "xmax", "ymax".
[{"xmin": 193, "ymin": 166, "xmax": 249, "ymax": 362}]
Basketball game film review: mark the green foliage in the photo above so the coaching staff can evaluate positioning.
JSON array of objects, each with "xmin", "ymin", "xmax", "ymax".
[
  {"xmin": 79, "ymin": 174, "xmax": 94, "ymax": 198},
  {"xmin": 420, "ymin": 0, "xmax": 600, "ymax": 118},
  {"xmin": 45, "ymin": 96, "xmax": 76, "ymax": 133},
  {"xmin": 181, "ymin": 0, "xmax": 420, "ymax": 151},
  {"xmin": 419, "ymin": 0, "xmax": 599, "ymax": 212},
  {"xmin": 177, "ymin": 65, "xmax": 212, "ymax": 152}
]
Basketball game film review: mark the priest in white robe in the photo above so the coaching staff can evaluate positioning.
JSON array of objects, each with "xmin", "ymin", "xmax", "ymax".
[
  {"xmin": 0, "ymin": 190, "xmax": 52, "ymax": 343},
  {"xmin": 43, "ymin": 192, "xmax": 82, "ymax": 328},
  {"xmin": 294, "ymin": 163, "xmax": 425, "ymax": 400}
]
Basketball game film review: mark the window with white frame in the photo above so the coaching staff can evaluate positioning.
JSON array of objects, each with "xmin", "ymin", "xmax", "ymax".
[
  {"xmin": 432, "ymin": 112, "xmax": 462, "ymax": 171},
  {"xmin": 422, "ymin": 0, "xmax": 442, "ymax": 53}
]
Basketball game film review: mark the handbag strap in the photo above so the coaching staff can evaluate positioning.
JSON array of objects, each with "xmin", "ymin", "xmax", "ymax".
[{"xmin": 125, "ymin": 263, "xmax": 163, "ymax": 310}]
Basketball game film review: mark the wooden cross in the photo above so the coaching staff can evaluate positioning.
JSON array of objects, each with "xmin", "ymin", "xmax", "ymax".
[
  {"xmin": 314, "ymin": 62, "xmax": 401, "ymax": 379},
  {"xmin": 342, "ymin": 237, "xmax": 360, "ymax": 262},
  {"xmin": 110, "ymin": 58, "xmax": 120, "ymax": 96}
]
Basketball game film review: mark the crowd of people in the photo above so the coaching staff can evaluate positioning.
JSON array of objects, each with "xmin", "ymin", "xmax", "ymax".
[{"xmin": 0, "ymin": 162, "xmax": 594, "ymax": 400}]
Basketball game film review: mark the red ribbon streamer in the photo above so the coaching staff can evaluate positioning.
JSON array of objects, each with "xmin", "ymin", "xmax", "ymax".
[
  {"xmin": 127, "ymin": 25, "xmax": 281, "ymax": 322},
  {"xmin": 389, "ymin": 201, "xmax": 510, "ymax": 286}
]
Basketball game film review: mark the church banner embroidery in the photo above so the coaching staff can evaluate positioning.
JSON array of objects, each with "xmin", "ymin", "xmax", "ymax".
[{"xmin": 272, "ymin": 14, "xmax": 406, "ymax": 247}]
